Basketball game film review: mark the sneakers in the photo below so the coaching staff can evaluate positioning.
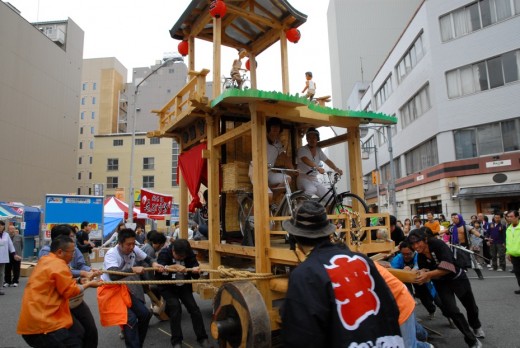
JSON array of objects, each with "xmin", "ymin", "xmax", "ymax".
[
  {"xmin": 471, "ymin": 339, "xmax": 482, "ymax": 348},
  {"xmin": 12, "ymin": 283, "xmax": 18, "ymax": 287},
  {"xmin": 172, "ymin": 343, "xmax": 182, "ymax": 348},
  {"xmin": 3, "ymin": 283, "xmax": 9, "ymax": 287},
  {"xmin": 474, "ymin": 327, "xmax": 485, "ymax": 338},
  {"xmin": 497, "ymin": 269, "xmax": 503, "ymax": 272},
  {"xmin": 514, "ymin": 289, "xmax": 520, "ymax": 294}
]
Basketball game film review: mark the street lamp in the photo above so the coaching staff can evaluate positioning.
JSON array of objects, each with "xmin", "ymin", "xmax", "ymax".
[
  {"xmin": 360, "ymin": 125, "xmax": 397, "ymax": 217},
  {"xmin": 127, "ymin": 58, "xmax": 173, "ymax": 223}
]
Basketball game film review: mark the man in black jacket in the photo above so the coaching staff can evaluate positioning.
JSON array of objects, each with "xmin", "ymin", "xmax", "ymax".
[
  {"xmin": 155, "ymin": 239, "xmax": 210, "ymax": 348},
  {"xmin": 76, "ymin": 221, "xmax": 94, "ymax": 266},
  {"xmin": 281, "ymin": 201, "xmax": 404, "ymax": 348}
]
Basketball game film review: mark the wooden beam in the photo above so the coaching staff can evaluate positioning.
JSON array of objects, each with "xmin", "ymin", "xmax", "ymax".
[
  {"xmin": 190, "ymin": 8, "xmax": 213, "ymax": 37},
  {"xmin": 213, "ymin": 121, "xmax": 251, "ymax": 147},
  {"xmin": 213, "ymin": 17, "xmax": 222, "ymax": 98},
  {"xmin": 280, "ymin": 29, "xmax": 289, "ymax": 93},
  {"xmin": 347, "ymin": 126, "xmax": 364, "ymax": 212},
  {"xmin": 188, "ymin": 36, "xmax": 195, "ymax": 71},
  {"xmin": 316, "ymin": 133, "xmax": 349, "ymax": 149},
  {"xmin": 226, "ymin": 3, "xmax": 282, "ymax": 29}
]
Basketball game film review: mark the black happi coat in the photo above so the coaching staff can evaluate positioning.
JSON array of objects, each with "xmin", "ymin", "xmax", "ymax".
[{"xmin": 282, "ymin": 242, "xmax": 404, "ymax": 348}]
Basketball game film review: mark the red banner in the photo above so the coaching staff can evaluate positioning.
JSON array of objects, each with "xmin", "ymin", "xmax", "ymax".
[{"xmin": 140, "ymin": 189, "xmax": 173, "ymax": 216}]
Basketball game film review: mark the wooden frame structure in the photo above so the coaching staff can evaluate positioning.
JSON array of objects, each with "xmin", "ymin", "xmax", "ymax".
[{"xmin": 148, "ymin": 0, "xmax": 399, "ymax": 339}]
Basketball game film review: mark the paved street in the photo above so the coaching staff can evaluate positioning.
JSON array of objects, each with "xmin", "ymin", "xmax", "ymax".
[{"xmin": 1, "ymin": 265, "xmax": 519, "ymax": 348}]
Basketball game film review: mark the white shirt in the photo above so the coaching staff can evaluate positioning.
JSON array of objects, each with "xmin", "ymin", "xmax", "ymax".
[
  {"xmin": 101, "ymin": 245, "xmax": 147, "ymax": 281},
  {"xmin": 296, "ymin": 145, "xmax": 329, "ymax": 176},
  {"xmin": 267, "ymin": 139, "xmax": 284, "ymax": 166},
  {"xmin": 0, "ymin": 231, "xmax": 15, "ymax": 264}
]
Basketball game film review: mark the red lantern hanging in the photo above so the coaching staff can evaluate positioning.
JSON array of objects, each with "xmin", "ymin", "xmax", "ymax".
[
  {"xmin": 286, "ymin": 28, "xmax": 301, "ymax": 43},
  {"xmin": 178, "ymin": 40, "xmax": 189, "ymax": 56},
  {"xmin": 245, "ymin": 59, "xmax": 258, "ymax": 71},
  {"xmin": 209, "ymin": 0, "xmax": 227, "ymax": 18}
]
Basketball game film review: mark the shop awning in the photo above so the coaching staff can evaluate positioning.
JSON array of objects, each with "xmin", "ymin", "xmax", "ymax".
[
  {"xmin": 458, "ymin": 183, "xmax": 520, "ymax": 199},
  {"xmin": 0, "ymin": 204, "xmax": 22, "ymax": 219}
]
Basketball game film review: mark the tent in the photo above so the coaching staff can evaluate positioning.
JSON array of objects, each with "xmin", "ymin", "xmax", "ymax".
[
  {"xmin": 104, "ymin": 197, "xmax": 146, "ymax": 220},
  {"xmin": 103, "ymin": 216, "xmax": 123, "ymax": 239},
  {"xmin": 0, "ymin": 204, "xmax": 21, "ymax": 220}
]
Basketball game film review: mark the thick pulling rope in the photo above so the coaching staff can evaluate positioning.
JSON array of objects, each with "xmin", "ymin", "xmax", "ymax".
[{"xmin": 100, "ymin": 265, "xmax": 285, "ymax": 285}]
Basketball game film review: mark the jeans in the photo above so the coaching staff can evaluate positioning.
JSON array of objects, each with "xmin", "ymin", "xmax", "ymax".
[
  {"xmin": 490, "ymin": 243, "xmax": 506, "ymax": 270},
  {"xmin": 0, "ymin": 263, "xmax": 5, "ymax": 289},
  {"xmin": 71, "ymin": 301, "xmax": 98, "ymax": 347},
  {"xmin": 123, "ymin": 293, "xmax": 152, "ymax": 348},
  {"xmin": 400, "ymin": 311, "xmax": 431, "ymax": 348},
  {"xmin": 22, "ymin": 328, "xmax": 82, "ymax": 348},
  {"xmin": 434, "ymin": 277, "xmax": 480, "ymax": 346},
  {"xmin": 160, "ymin": 284, "xmax": 208, "ymax": 345},
  {"xmin": 511, "ymin": 255, "xmax": 520, "ymax": 288}
]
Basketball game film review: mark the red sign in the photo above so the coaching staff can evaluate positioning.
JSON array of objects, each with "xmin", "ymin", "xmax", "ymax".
[{"xmin": 140, "ymin": 189, "xmax": 173, "ymax": 216}]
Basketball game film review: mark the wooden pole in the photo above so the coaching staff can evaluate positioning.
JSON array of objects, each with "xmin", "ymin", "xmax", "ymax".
[
  {"xmin": 249, "ymin": 52, "xmax": 257, "ymax": 90},
  {"xmin": 188, "ymin": 36, "xmax": 195, "ymax": 71},
  {"xmin": 213, "ymin": 17, "xmax": 222, "ymax": 98},
  {"xmin": 206, "ymin": 116, "xmax": 221, "ymax": 275},
  {"xmin": 280, "ymin": 30, "xmax": 289, "ymax": 94},
  {"xmin": 347, "ymin": 126, "xmax": 364, "ymax": 213}
]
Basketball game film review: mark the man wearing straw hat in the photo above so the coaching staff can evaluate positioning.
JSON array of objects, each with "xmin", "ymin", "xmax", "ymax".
[{"xmin": 281, "ymin": 201, "xmax": 404, "ymax": 347}]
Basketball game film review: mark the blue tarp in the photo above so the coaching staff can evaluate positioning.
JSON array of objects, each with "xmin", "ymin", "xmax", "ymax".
[{"xmin": 103, "ymin": 216, "xmax": 123, "ymax": 238}]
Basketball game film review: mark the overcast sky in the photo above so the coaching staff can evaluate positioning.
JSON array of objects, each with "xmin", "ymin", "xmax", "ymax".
[{"xmin": 8, "ymin": 0, "xmax": 333, "ymax": 98}]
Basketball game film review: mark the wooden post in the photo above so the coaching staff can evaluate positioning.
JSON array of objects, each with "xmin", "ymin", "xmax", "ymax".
[
  {"xmin": 179, "ymin": 163, "xmax": 189, "ymax": 239},
  {"xmin": 206, "ymin": 116, "xmax": 221, "ymax": 274},
  {"xmin": 212, "ymin": 17, "xmax": 222, "ymax": 98},
  {"xmin": 249, "ymin": 103, "xmax": 271, "ymax": 312},
  {"xmin": 188, "ymin": 36, "xmax": 195, "ymax": 71},
  {"xmin": 249, "ymin": 52, "xmax": 257, "ymax": 90},
  {"xmin": 347, "ymin": 126, "xmax": 364, "ymax": 213},
  {"xmin": 280, "ymin": 30, "xmax": 289, "ymax": 94}
]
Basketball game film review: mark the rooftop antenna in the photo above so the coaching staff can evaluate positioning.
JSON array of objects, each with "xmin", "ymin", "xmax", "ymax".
[{"xmin": 360, "ymin": 57, "xmax": 364, "ymax": 83}]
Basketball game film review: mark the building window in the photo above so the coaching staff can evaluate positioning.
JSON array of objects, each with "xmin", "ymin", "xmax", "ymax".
[
  {"xmin": 91, "ymin": 126, "xmax": 95, "ymax": 134},
  {"xmin": 77, "ymin": 188, "xmax": 81, "ymax": 195},
  {"xmin": 82, "ymin": 83, "xmax": 87, "ymax": 91},
  {"xmin": 89, "ymin": 141, "xmax": 94, "ymax": 149},
  {"xmin": 81, "ymin": 97, "xmax": 85, "ymax": 105},
  {"xmin": 405, "ymin": 138, "xmax": 439, "ymax": 175},
  {"xmin": 79, "ymin": 157, "xmax": 82, "ymax": 165},
  {"xmin": 107, "ymin": 158, "xmax": 119, "ymax": 171},
  {"xmin": 88, "ymin": 187, "xmax": 92, "ymax": 195},
  {"xmin": 169, "ymin": 69, "xmax": 175, "ymax": 74},
  {"xmin": 143, "ymin": 157, "xmax": 155, "ymax": 170},
  {"xmin": 89, "ymin": 172, "xmax": 92, "ymax": 180},
  {"xmin": 172, "ymin": 141, "xmax": 179, "ymax": 186},
  {"xmin": 91, "ymin": 111, "xmax": 95, "ymax": 119},
  {"xmin": 396, "ymin": 32, "xmax": 425, "ymax": 84},
  {"xmin": 78, "ymin": 172, "xmax": 81, "ymax": 180},
  {"xmin": 81, "ymin": 112, "xmax": 85, "ymax": 120},
  {"xmin": 80, "ymin": 127, "xmax": 83, "ymax": 135},
  {"xmin": 446, "ymin": 49, "xmax": 520, "ymax": 98},
  {"xmin": 374, "ymin": 75, "xmax": 393, "ymax": 109},
  {"xmin": 380, "ymin": 157, "xmax": 402, "ymax": 184},
  {"xmin": 89, "ymin": 156, "xmax": 93, "ymax": 165},
  {"xmin": 150, "ymin": 137, "xmax": 160, "ymax": 145},
  {"xmin": 399, "ymin": 84, "xmax": 431, "ymax": 128},
  {"xmin": 92, "ymin": 97, "xmax": 96, "ymax": 105},
  {"xmin": 440, "ymin": 0, "xmax": 518, "ymax": 42},
  {"xmin": 454, "ymin": 118, "xmax": 520, "ymax": 159},
  {"xmin": 135, "ymin": 138, "xmax": 145, "ymax": 145},
  {"xmin": 93, "ymin": 82, "xmax": 97, "ymax": 90},
  {"xmin": 79, "ymin": 142, "xmax": 83, "ymax": 150},
  {"xmin": 107, "ymin": 177, "xmax": 118, "ymax": 189},
  {"xmin": 113, "ymin": 139, "xmax": 123, "ymax": 146},
  {"xmin": 143, "ymin": 175, "xmax": 154, "ymax": 188}
]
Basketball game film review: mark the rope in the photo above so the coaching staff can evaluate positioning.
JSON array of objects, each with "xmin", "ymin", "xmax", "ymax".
[
  {"xmin": 102, "ymin": 265, "xmax": 273, "ymax": 278},
  {"xmin": 102, "ymin": 274, "xmax": 287, "ymax": 285}
]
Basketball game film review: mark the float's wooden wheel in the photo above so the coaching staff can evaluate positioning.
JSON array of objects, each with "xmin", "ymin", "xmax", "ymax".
[{"xmin": 211, "ymin": 281, "xmax": 271, "ymax": 348}]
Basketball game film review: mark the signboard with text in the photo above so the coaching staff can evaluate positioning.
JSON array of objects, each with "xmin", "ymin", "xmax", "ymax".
[{"xmin": 140, "ymin": 189, "xmax": 173, "ymax": 216}]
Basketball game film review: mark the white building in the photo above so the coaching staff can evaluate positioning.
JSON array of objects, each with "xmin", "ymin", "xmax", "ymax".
[
  {"xmin": 0, "ymin": 2, "xmax": 84, "ymax": 205},
  {"xmin": 333, "ymin": 0, "xmax": 520, "ymax": 218}
]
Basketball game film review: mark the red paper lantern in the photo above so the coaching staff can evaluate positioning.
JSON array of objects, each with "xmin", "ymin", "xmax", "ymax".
[
  {"xmin": 286, "ymin": 28, "xmax": 301, "ymax": 43},
  {"xmin": 178, "ymin": 40, "xmax": 189, "ymax": 56},
  {"xmin": 209, "ymin": 0, "xmax": 227, "ymax": 18}
]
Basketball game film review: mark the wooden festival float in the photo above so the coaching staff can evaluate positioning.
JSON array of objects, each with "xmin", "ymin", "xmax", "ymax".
[{"xmin": 147, "ymin": 1, "xmax": 403, "ymax": 346}]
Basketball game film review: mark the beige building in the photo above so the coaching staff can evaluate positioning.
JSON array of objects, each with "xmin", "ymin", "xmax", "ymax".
[
  {"xmin": 77, "ymin": 58, "xmax": 127, "ymax": 195},
  {"xmin": 92, "ymin": 133, "xmax": 179, "ymax": 205},
  {"xmin": 0, "ymin": 2, "xmax": 84, "ymax": 205}
]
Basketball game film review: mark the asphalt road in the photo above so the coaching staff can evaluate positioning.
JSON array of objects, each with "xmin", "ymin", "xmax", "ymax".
[{"xmin": 1, "ymin": 265, "xmax": 519, "ymax": 348}]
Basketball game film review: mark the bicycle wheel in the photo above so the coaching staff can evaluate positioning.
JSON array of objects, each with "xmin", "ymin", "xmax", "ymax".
[
  {"xmin": 279, "ymin": 191, "xmax": 312, "ymax": 218},
  {"xmin": 327, "ymin": 192, "xmax": 370, "ymax": 241},
  {"xmin": 242, "ymin": 80, "xmax": 251, "ymax": 90},
  {"xmin": 238, "ymin": 194, "xmax": 254, "ymax": 246},
  {"xmin": 222, "ymin": 79, "xmax": 233, "ymax": 90}
]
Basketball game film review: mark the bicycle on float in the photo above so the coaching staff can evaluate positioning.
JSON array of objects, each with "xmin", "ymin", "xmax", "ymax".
[
  {"xmin": 237, "ymin": 166, "xmax": 311, "ymax": 246},
  {"xmin": 305, "ymin": 168, "xmax": 370, "ymax": 243},
  {"xmin": 222, "ymin": 73, "xmax": 251, "ymax": 90}
]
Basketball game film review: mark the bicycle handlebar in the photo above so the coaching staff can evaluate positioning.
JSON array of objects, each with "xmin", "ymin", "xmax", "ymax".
[{"xmin": 269, "ymin": 167, "xmax": 299, "ymax": 173}]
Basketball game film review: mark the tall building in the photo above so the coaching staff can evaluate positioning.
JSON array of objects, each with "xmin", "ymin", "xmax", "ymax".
[
  {"xmin": 337, "ymin": 0, "xmax": 520, "ymax": 218},
  {"xmin": 88, "ymin": 58, "xmax": 189, "ymax": 205},
  {"xmin": 0, "ymin": 2, "xmax": 84, "ymax": 205},
  {"xmin": 78, "ymin": 58, "xmax": 127, "ymax": 195},
  {"xmin": 327, "ymin": 0, "xmax": 422, "ymax": 109}
]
